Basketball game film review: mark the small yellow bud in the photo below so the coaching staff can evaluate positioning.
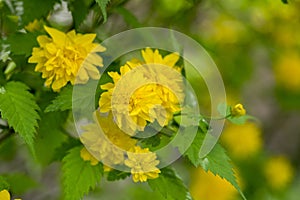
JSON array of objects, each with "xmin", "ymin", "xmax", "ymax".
[
  {"xmin": 231, "ymin": 104, "xmax": 246, "ymax": 117},
  {"xmin": 80, "ymin": 147, "xmax": 99, "ymax": 166}
]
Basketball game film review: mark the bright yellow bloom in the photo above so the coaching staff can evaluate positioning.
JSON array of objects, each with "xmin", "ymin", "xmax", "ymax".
[
  {"xmin": 221, "ymin": 122, "xmax": 262, "ymax": 159},
  {"xmin": 80, "ymin": 111, "xmax": 137, "ymax": 167},
  {"xmin": 190, "ymin": 169, "xmax": 237, "ymax": 200},
  {"xmin": 28, "ymin": 26, "xmax": 105, "ymax": 91},
  {"xmin": 264, "ymin": 156, "xmax": 294, "ymax": 190},
  {"xmin": 231, "ymin": 103, "xmax": 246, "ymax": 117},
  {"xmin": 124, "ymin": 146, "xmax": 161, "ymax": 182},
  {"xmin": 25, "ymin": 19, "xmax": 43, "ymax": 32},
  {"xmin": 80, "ymin": 147, "xmax": 99, "ymax": 166},
  {"xmin": 0, "ymin": 190, "xmax": 21, "ymax": 200},
  {"xmin": 275, "ymin": 52, "xmax": 300, "ymax": 91},
  {"xmin": 99, "ymin": 48, "xmax": 184, "ymax": 135}
]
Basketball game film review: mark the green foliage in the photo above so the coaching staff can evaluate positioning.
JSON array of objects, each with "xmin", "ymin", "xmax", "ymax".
[
  {"xmin": 22, "ymin": 0, "xmax": 58, "ymax": 24},
  {"xmin": 62, "ymin": 146, "xmax": 103, "ymax": 200},
  {"xmin": 34, "ymin": 111, "xmax": 68, "ymax": 166},
  {"xmin": 52, "ymin": 137, "xmax": 82, "ymax": 162},
  {"xmin": 45, "ymin": 85, "xmax": 72, "ymax": 112},
  {"xmin": 148, "ymin": 168, "xmax": 192, "ymax": 200},
  {"xmin": 0, "ymin": 81, "xmax": 40, "ymax": 154},
  {"xmin": 45, "ymin": 80, "xmax": 99, "ymax": 112},
  {"xmin": 68, "ymin": 0, "xmax": 92, "ymax": 29},
  {"xmin": 113, "ymin": 7, "xmax": 141, "ymax": 28},
  {"xmin": 106, "ymin": 170, "xmax": 131, "ymax": 181},
  {"xmin": 95, "ymin": 0, "xmax": 110, "ymax": 22},
  {"xmin": 3, "ymin": 173, "xmax": 37, "ymax": 195},
  {"xmin": 0, "ymin": 176, "xmax": 9, "ymax": 190},
  {"xmin": 7, "ymin": 32, "xmax": 39, "ymax": 57},
  {"xmin": 185, "ymin": 131, "xmax": 246, "ymax": 199}
]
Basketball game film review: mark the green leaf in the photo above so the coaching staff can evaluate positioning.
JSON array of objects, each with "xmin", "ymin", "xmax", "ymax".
[
  {"xmin": 200, "ymin": 143, "xmax": 246, "ymax": 199},
  {"xmin": 185, "ymin": 132, "xmax": 246, "ymax": 199},
  {"xmin": 62, "ymin": 146, "xmax": 103, "ymax": 200},
  {"xmin": 0, "ymin": 176, "xmax": 9, "ymax": 190},
  {"xmin": 34, "ymin": 111, "xmax": 68, "ymax": 166},
  {"xmin": 113, "ymin": 7, "xmax": 141, "ymax": 28},
  {"xmin": 0, "ymin": 81, "xmax": 40, "ymax": 154},
  {"xmin": 148, "ymin": 168, "xmax": 192, "ymax": 200},
  {"xmin": 3, "ymin": 173, "xmax": 37, "ymax": 195},
  {"xmin": 282, "ymin": 0, "xmax": 288, "ymax": 4},
  {"xmin": 95, "ymin": 0, "xmax": 110, "ymax": 22},
  {"xmin": 7, "ymin": 32, "xmax": 39, "ymax": 56},
  {"xmin": 68, "ymin": 0, "xmax": 91, "ymax": 29},
  {"xmin": 184, "ymin": 130, "xmax": 205, "ymax": 166},
  {"xmin": 228, "ymin": 115, "xmax": 257, "ymax": 125},
  {"xmin": 52, "ymin": 137, "xmax": 81, "ymax": 162},
  {"xmin": 45, "ymin": 80, "xmax": 99, "ymax": 112},
  {"xmin": 45, "ymin": 85, "xmax": 72, "ymax": 112},
  {"xmin": 217, "ymin": 102, "xmax": 231, "ymax": 117},
  {"xmin": 106, "ymin": 170, "xmax": 130, "ymax": 181},
  {"xmin": 22, "ymin": 0, "xmax": 58, "ymax": 24}
]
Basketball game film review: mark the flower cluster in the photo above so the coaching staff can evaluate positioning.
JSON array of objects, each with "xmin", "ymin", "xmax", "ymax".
[
  {"xmin": 124, "ymin": 146, "xmax": 161, "ymax": 182},
  {"xmin": 99, "ymin": 48, "xmax": 184, "ymax": 135},
  {"xmin": 80, "ymin": 111, "xmax": 137, "ymax": 167},
  {"xmin": 29, "ymin": 26, "xmax": 105, "ymax": 91}
]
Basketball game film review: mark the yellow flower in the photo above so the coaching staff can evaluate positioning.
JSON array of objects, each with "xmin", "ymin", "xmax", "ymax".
[
  {"xmin": 0, "ymin": 190, "xmax": 21, "ymax": 200},
  {"xmin": 80, "ymin": 111, "xmax": 137, "ymax": 166},
  {"xmin": 28, "ymin": 26, "xmax": 105, "ymax": 91},
  {"xmin": 274, "ymin": 52, "xmax": 300, "ymax": 91},
  {"xmin": 124, "ymin": 146, "xmax": 161, "ymax": 182},
  {"xmin": 25, "ymin": 19, "xmax": 43, "ymax": 32},
  {"xmin": 264, "ymin": 156, "xmax": 294, "ymax": 190},
  {"xmin": 231, "ymin": 103, "xmax": 246, "ymax": 117},
  {"xmin": 221, "ymin": 122, "xmax": 262, "ymax": 159},
  {"xmin": 99, "ymin": 48, "xmax": 184, "ymax": 135},
  {"xmin": 190, "ymin": 169, "xmax": 237, "ymax": 200},
  {"xmin": 80, "ymin": 147, "xmax": 99, "ymax": 166}
]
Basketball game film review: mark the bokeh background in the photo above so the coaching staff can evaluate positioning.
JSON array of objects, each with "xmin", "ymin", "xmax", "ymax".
[{"xmin": 1, "ymin": 0, "xmax": 300, "ymax": 199}]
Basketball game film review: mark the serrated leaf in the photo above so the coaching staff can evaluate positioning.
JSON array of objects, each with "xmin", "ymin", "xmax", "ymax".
[
  {"xmin": 185, "ymin": 132, "xmax": 246, "ymax": 199},
  {"xmin": 62, "ymin": 146, "xmax": 102, "ymax": 200},
  {"xmin": 7, "ymin": 32, "xmax": 39, "ymax": 56},
  {"xmin": 0, "ymin": 81, "xmax": 40, "ymax": 154},
  {"xmin": 184, "ymin": 130, "xmax": 205, "ymax": 166},
  {"xmin": 106, "ymin": 170, "xmax": 130, "ymax": 181},
  {"xmin": 45, "ymin": 85, "xmax": 72, "ymax": 112},
  {"xmin": 95, "ymin": 0, "xmax": 110, "ymax": 22},
  {"xmin": 68, "ymin": 0, "xmax": 90, "ymax": 29},
  {"xmin": 148, "ymin": 168, "xmax": 192, "ymax": 200},
  {"xmin": 45, "ymin": 80, "xmax": 98, "ymax": 112},
  {"xmin": 52, "ymin": 137, "xmax": 81, "ymax": 162},
  {"xmin": 34, "ymin": 111, "xmax": 68, "ymax": 166},
  {"xmin": 3, "ymin": 173, "xmax": 37, "ymax": 195},
  {"xmin": 22, "ymin": 0, "xmax": 58, "ymax": 24},
  {"xmin": 199, "ymin": 143, "xmax": 246, "ymax": 199}
]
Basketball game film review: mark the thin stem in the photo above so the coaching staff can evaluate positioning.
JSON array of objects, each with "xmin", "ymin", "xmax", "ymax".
[{"xmin": 202, "ymin": 114, "xmax": 232, "ymax": 120}]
